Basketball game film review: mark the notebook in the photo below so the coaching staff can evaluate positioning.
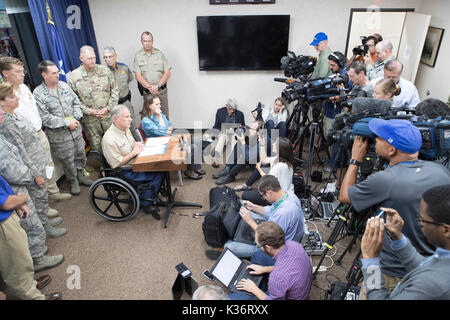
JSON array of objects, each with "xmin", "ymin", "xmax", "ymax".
[{"xmin": 210, "ymin": 248, "xmax": 263, "ymax": 293}]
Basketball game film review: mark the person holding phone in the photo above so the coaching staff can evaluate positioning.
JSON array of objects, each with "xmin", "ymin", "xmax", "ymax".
[{"xmin": 360, "ymin": 184, "xmax": 450, "ymax": 299}]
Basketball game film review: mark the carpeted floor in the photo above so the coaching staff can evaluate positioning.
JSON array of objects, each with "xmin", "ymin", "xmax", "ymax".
[{"xmin": 2, "ymin": 154, "xmax": 361, "ymax": 300}]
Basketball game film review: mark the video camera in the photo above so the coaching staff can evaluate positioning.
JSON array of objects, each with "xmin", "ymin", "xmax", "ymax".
[
  {"xmin": 352, "ymin": 36, "xmax": 369, "ymax": 57},
  {"xmin": 327, "ymin": 98, "xmax": 393, "ymax": 147},
  {"xmin": 413, "ymin": 117, "xmax": 450, "ymax": 160},
  {"xmin": 276, "ymin": 74, "xmax": 347, "ymax": 104},
  {"xmin": 328, "ymin": 97, "xmax": 450, "ymax": 161},
  {"xmin": 280, "ymin": 51, "xmax": 316, "ymax": 79}
]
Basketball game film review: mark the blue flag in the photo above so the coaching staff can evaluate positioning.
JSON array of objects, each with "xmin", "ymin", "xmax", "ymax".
[{"xmin": 49, "ymin": 21, "xmax": 69, "ymax": 82}]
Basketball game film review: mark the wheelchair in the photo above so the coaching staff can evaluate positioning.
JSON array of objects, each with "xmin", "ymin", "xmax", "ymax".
[
  {"xmin": 87, "ymin": 152, "xmax": 169, "ymax": 222},
  {"xmin": 88, "ymin": 152, "xmax": 202, "ymax": 226}
]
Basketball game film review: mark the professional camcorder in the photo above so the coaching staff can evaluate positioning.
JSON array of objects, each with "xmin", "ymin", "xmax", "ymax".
[
  {"xmin": 280, "ymin": 51, "xmax": 316, "ymax": 79},
  {"xmin": 352, "ymin": 36, "xmax": 369, "ymax": 57},
  {"xmin": 328, "ymin": 97, "xmax": 450, "ymax": 160},
  {"xmin": 278, "ymin": 74, "xmax": 347, "ymax": 104},
  {"xmin": 327, "ymin": 98, "xmax": 392, "ymax": 147},
  {"xmin": 413, "ymin": 117, "xmax": 450, "ymax": 160}
]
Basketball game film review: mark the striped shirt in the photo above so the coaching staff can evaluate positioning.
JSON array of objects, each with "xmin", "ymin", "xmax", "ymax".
[{"xmin": 265, "ymin": 240, "xmax": 312, "ymax": 300}]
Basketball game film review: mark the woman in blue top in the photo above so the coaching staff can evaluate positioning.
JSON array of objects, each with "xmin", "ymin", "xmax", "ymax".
[{"xmin": 141, "ymin": 95, "xmax": 204, "ymax": 180}]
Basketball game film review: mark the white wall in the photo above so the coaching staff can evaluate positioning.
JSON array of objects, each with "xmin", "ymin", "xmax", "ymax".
[
  {"xmin": 415, "ymin": 0, "xmax": 450, "ymax": 102},
  {"xmin": 88, "ymin": 0, "xmax": 423, "ymax": 128}
]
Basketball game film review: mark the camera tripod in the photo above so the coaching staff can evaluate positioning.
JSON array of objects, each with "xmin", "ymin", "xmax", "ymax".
[
  {"xmin": 312, "ymin": 202, "xmax": 353, "ymax": 279},
  {"xmin": 287, "ymin": 100, "xmax": 330, "ymax": 165}
]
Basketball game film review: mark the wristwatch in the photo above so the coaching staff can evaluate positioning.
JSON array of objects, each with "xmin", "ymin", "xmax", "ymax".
[{"xmin": 349, "ymin": 159, "xmax": 361, "ymax": 166}]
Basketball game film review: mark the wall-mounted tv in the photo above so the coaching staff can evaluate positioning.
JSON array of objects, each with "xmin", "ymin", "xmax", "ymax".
[{"xmin": 196, "ymin": 15, "xmax": 290, "ymax": 71}]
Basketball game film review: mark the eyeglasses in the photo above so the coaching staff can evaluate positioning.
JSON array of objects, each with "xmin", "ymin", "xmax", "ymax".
[
  {"xmin": 103, "ymin": 55, "xmax": 114, "ymax": 60},
  {"xmin": 416, "ymin": 216, "xmax": 447, "ymax": 226}
]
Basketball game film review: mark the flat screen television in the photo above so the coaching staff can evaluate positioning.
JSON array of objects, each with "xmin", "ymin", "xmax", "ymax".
[{"xmin": 196, "ymin": 15, "xmax": 290, "ymax": 71}]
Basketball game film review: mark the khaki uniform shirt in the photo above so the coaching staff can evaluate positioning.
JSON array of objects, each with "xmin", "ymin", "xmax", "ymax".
[
  {"xmin": 101, "ymin": 124, "xmax": 136, "ymax": 168},
  {"xmin": 68, "ymin": 64, "xmax": 119, "ymax": 118},
  {"xmin": 109, "ymin": 62, "xmax": 134, "ymax": 98},
  {"xmin": 133, "ymin": 48, "xmax": 169, "ymax": 85}
]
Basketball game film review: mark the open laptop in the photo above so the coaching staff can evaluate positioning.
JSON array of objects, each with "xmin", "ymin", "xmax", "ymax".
[
  {"xmin": 221, "ymin": 123, "xmax": 241, "ymax": 134},
  {"xmin": 210, "ymin": 248, "xmax": 263, "ymax": 293}
]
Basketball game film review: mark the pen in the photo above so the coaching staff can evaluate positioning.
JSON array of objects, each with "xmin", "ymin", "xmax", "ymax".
[{"xmin": 377, "ymin": 210, "xmax": 384, "ymax": 218}]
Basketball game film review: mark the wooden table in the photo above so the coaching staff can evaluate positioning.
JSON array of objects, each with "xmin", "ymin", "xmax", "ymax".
[{"xmin": 132, "ymin": 135, "xmax": 202, "ymax": 228}]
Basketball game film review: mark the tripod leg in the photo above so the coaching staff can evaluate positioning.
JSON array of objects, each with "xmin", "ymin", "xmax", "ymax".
[
  {"xmin": 335, "ymin": 213, "xmax": 369, "ymax": 265},
  {"xmin": 312, "ymin": 210, "xmax": 349, "ymax": 279}
]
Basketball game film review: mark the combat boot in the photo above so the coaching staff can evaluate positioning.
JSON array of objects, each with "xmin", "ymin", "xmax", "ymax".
[
  {"xmin": 77, "ymin": 168, "xmax": 94, "ymax": 186},
  {"xmin": 47, "ymin": 217, "xmax": 63, "ymax": 227},
  {"xmin": 48, "ymin": 192, "xmax": 72, "ymax": 201},
  {"xmin": 71, "ymin": 179, "xmax": 81, "ymax": 196},
  {"xmin": 47, "ymin": 208, "xmax": 59, "ymax": 218},
  {"xmin": 44, "ymin": 224, "xmax": 67, "ymax": 238},
  {"xmin": 33, "ymin": 254, "xmax": 64, "ymax": 272}
]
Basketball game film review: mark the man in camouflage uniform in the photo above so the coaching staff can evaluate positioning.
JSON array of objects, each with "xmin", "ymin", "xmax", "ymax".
[
  {"xmin": 34, "ymin": 60, "xmax": 93, "ymax": 196},
  {"xmin": 0, "ymin": 83, "xmax": 67, "ymax": 240},
  {"xmin": 0, "ymin": 56, "xmax": 71, "ymax": 206},
  {"xmin": 68, "ymin": 45, "xmax": 119, "ymax": 155},
  {"xmin": 103, "ymin": 47, "xmax": 140, "ymax": 141},
  {"xmin": 0, "ymin": 110, "xmax": 64, "ymax": 272},
  {"xmin": 134, "ymin": 31, "xmax": 171, "ymax": 118}
]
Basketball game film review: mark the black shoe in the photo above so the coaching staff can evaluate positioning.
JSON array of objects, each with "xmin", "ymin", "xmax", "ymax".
[
  {"xmin": 194, "ymin": 169, "xmax": 206, "ymax": 175},
  {"xmin": 143, "ymin": 205, "xmax": 161, "ymax": 220},
  {"xmin": 184, "ymin": 170, "xmax": 203, "ymax": 180},
  {"xmin": 205, "ymin": 250, "xmax": 222, "ymax": 260},
  {"xmin": 212, "ymin": 166, "xmax": 230, "ymax": 179},
  {"xmin": 215, "ymin": 174, "xmax": 235, "ymax": 185}
]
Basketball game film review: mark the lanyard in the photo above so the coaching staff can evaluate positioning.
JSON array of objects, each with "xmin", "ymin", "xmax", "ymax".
[{"xmin": 273, "ymin": 193, "xmax": 288, "ymax": 212}]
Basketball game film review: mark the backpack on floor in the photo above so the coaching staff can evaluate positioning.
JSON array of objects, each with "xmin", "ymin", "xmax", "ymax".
[
  {"xmin": 202, "ymin": 186, "xmax": 241, "ymax": 247},
  {"xmin": 202, "ymin": 202, "xmax": 229, "ymax": 248},
  {"xmin": 209, "ymin": 186, "xmax": 239, "ymax": 209}
]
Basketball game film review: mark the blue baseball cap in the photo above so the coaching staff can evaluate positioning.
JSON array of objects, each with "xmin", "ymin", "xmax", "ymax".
[
  {"xmin": 310, "ymin": 32, "xmax": 328, "ymax": 46},
  {"xmin": 368, "ymin": 119, "xmax": 422, "ymax": 153}
]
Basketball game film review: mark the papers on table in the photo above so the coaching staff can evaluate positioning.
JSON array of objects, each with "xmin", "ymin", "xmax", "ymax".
[{"xmin": 139, "ymin": 136, "xmax": 170, "ymax": 156}]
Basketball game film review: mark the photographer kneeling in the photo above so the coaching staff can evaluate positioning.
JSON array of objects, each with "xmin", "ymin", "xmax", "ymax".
[{"xmin": 339, "ymin": 119, "xmax": 450, "ymax": 298}]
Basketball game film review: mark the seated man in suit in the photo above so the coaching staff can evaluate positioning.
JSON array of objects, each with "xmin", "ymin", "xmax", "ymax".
[
  {"xmin": 101, "ymin": 105, "xmax": 164, "ymax": 220},
  {"xmin": 208, "ymin": 98, "xmax": 245, "ymax": 167}
]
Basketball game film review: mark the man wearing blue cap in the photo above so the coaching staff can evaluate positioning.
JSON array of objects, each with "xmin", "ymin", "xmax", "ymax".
[
  {"xmin": 339, "ymin": 119, "xmax": 450, "ymax": 298},
  {"xmin": 310, "ymin": 32, "xmax": 333, "ymax": 80}
]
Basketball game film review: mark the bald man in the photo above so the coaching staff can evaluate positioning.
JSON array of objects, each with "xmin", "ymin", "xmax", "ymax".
[
  {"xmin": 365, "ymin": 40, "xmax": 395, "ymax": 81},
  {"xmin": 68, "ymin": 45, "xmax": 119, "ymax": 154},
  {"xmin": 371, "ymin": 59, "xmax": 421, "ymax": 109}
]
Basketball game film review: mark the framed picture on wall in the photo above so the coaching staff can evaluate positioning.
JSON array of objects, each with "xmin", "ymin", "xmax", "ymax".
[{"xmin": 420, "ymin": 26, "xmax": 444, "ymax": 67}]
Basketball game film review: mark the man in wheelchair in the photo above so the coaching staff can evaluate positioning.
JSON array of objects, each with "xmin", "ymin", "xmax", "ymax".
[{"xmin": 101, "ymin": 105, "xmax": 164, "ymax": 220}]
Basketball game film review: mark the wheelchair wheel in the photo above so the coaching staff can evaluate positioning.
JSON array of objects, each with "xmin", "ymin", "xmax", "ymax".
[{"xmin": 88, "ymin": 177, "xmax": 140, "ymax": 222}]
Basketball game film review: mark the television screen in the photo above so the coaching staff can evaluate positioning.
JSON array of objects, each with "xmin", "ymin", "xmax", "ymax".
[{"xmin": 196, "ymin": 15, "xmax": 290, "ymax": 71}]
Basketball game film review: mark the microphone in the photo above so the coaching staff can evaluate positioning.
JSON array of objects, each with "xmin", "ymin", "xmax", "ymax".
[{"xmin": 274, "ymin": 77, "xmax": 296, "ymax": 84}]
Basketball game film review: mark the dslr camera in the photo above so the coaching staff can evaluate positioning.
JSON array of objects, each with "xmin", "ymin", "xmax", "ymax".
[{"xmin": 352, "ymin": 36, "xmax": 369, "ymax": 56}]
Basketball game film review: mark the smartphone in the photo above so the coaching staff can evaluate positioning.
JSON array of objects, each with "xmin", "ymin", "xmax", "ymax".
[
  {"xmin": 202, "ymin": 269, "xmax": 215, "ymax": 281},
  {"xmin": 175, "ymin": 262, "xmax": 192, "ymax": 279}
]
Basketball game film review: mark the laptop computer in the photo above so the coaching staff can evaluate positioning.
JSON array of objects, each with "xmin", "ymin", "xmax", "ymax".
[
  {"xmin": 221, "ymin": 123, "xmax": 241, "ymax": 133},
  {"xmin": 210, "ymin": 248, "xmax": 263, "ymax": 293}
]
